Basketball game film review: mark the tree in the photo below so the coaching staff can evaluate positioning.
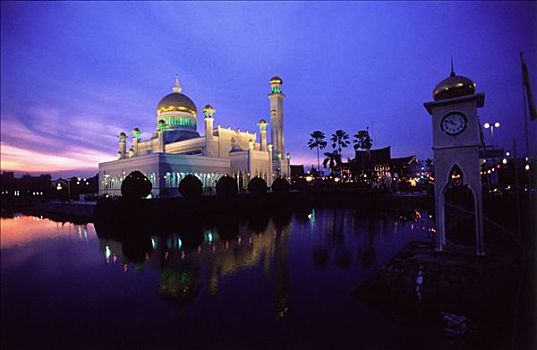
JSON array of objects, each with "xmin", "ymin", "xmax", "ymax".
[
  {"xmin": 331, "ymin": 130, "xmax": 350, "ymax": 155},
  {"xmin": 247, "ymin": 177, "xmax": 267, "ymax": 194},
  {"xmin": 121, "ymin": 170, "xmax": 152, "ymax": 200},
  {"xmin": 353, "ymin": 129, "xmax": 373, "ymax": 180},
  {"xmin": 216, "ymin": 175, "xmax": 238, "ymax": 197},
  {"xmin": 307, "ymin": 131, "xmax": 327, "ymax": 175},
  {"xmin": 330, "ymin": 130, "xmax": 350, "ymax": 175},
  {"xmin": 179, "ymin": 175, "xmax": 203, "ymax": 199},
  {"xmin": 323, "ymin": 150, "xmax": 342, "ymax": 175},
  {"xmin": 353, "ymin": 129, "xmax": 373, "ymax": 152}
]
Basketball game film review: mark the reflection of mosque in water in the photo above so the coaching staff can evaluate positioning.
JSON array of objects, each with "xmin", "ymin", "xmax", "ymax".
[{"xmin": 96, "ymin": 213, "xmax": 291, "ymax": 317}]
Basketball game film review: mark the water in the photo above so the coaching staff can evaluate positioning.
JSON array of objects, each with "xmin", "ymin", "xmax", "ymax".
[{"xmin": 1, "ymin": 209, "xmax": 440, "ymax": 349}]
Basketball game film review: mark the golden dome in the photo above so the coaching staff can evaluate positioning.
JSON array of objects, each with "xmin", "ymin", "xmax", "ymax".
[
  {"xmin": 433, "ymin": 68, "xmax": 476, "ymax": 101},
  {"xmin": 270, "ymin": 76, "xmax": 283, "ymax": 85},
  {"xmin": 157, "ymin": 92, "xmax": 197, "ymax": 116}
]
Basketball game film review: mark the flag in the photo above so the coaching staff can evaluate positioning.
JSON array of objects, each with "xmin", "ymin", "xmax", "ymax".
[{"xmin": 521, "ymin": 52, "xmax": 537, "ymax": 121}]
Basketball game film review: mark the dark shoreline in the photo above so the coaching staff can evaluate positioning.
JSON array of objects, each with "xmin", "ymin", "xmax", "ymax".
[{"xmin": 3, "ymin": 191, "xmax": 433, "ymax": 224}]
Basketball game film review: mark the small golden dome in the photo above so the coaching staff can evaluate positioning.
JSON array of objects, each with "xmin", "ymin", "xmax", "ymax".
[
  {"xmin": 433, "ymin": 63, "xmax": 476, "ymax": 101},
  {"xmin": 270, "ymin": 76, "xmax": 283, "ymax": 85}
]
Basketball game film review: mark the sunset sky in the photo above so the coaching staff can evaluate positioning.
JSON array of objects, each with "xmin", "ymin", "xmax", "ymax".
[{"xmin": 1, "ymin": 1, "xmax": 536, "ymax": 177}]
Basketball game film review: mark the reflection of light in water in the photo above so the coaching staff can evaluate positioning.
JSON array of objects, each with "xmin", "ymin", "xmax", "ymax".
[
  {"xmin": 151, "ymin": 237, "xmax": 157, "ymax": 249},
  {"xmin": 416, "ymin": 266, "xmax": 424, "ymax": 302},
  {"xmin": 105, "ymin": 245, "xmax": 112, "ymax": 263},
  {"xmin": 1, "ymin": 216, "xmax": 96, "ymax": 248},
  {"xmin": 309, "ymin": 209, "xmax": 316, "ymax": 227},
  {"xmin": 177, "ymin": 238, "xmax": 182, "ymax": 250}
]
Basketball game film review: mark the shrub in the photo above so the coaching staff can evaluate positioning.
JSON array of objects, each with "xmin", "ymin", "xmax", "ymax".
[
  {"xmin": 272, "ymin": 177, "xmax": 290, "ymax": 193},
  {"xmin": 121, "ymin": 170, "xmax": 152, "ymax": 200},
  {"xmin": 247, "ymin": 177, "xmax": 267, "ymax": 194},
  {"xmin": 216, "ymin": 175, "xmax": 238, "ymax": 197},
  {"xmin": 179, "ymin": 175, "xmax": 203, "ymax": 199}
]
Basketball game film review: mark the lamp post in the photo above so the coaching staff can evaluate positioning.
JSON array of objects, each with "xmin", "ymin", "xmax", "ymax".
[
  {"xmin": 286, "ymin": 152, "xmax": 291, "ymax": 180},
  {"xmin": 483, "ymin": 121, "xmax": 500, "ymax": 147}
]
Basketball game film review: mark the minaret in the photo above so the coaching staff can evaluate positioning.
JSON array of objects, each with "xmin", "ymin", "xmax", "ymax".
[
  {"xmin": 118, "ymin": 132, "xmax": 127, "ymax": 159},
  {"xmin": 203, "ymin": 104, "xmax": 215, "ymax": 157},
  {"xmin": 258, "ymin": 119, "xmax": 268, "ymax": 151},
  {"xmin": 132, "ymin": 128, "xmax": 141, "ymax": 156},
  {"xmin": 268, "ymin": 76, "xmax": 285, "ymax": 159}
]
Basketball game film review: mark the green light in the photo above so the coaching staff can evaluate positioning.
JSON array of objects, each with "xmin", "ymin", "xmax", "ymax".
[
  {"xmin": 168, "ymin": 117, "xmax": 196, "ymax": 128},
  {"xmin": 272, "ymin": 87, "xmax": 282, "ymax": 94}
]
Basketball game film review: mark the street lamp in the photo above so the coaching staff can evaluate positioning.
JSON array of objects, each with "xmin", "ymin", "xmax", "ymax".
[{"xmin": 483, "ymin": 121, "xmax": 500, "ymax": 147}]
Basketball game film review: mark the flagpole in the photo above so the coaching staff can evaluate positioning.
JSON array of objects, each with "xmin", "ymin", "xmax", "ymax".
[{"xmin": 520, "ymin": 52, "xmax": 531, "ymax": 158}]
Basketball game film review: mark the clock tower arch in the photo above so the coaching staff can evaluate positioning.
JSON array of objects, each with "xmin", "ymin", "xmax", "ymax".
[{"xmin": 424, "ymin": 64, "xmax": 486, "ymax": 256}]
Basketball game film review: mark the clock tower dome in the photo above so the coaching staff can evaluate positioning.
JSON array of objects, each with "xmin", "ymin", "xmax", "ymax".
[{"xmin": 424, "ymin": 63, "xmax": 486, "ymax": 256}]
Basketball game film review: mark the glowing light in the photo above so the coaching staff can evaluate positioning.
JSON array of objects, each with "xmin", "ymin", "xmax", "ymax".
[
  {"xmin": 506, "ymin": 152, "xmax": 510, "ymax": 156},
  {"xmin": 494, "ymin": 122, "xmax": 500, "ymax": 128},
  {"xmin": 525, "ymin": 164, "xmax": 530, "ymax": 171},
  {"xmin": 484, "ymin": 122, "xmax": 490, "ymax": 129},
  {"xmin": 502, "ymin": 158, "xmax": 507, "ymax": 164},
  {"xmin": 105, "ymin": 245, "xmax": 112, "ymax": 259},
  {"xmin": 305, "ymin": 175, "xmax": 313, "ymax": 182}
]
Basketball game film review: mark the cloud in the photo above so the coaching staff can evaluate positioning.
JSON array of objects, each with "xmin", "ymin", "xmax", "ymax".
[
  {"xmin": 0, "ymin": 105, "xmax": 124, "ymax": 173},
  {"xmin": 1, "ymin": 142, "xmax": 111, "ymax": 173}
]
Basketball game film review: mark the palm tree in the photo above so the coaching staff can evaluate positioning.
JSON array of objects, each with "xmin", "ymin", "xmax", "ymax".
[
  {"xmin": 323, "ymin": 150, "xmax": 342, "ymax": 175},
  {"xmin": 353, "ymin": 129, "xmax": 373, "ymax": 180},
  {"xmin": 330, "ymin": 130, "xmax": 350, "ymax": 175},
  {"xmin": 307, "ymin": 131, "xmax": 327, "ymax": 174},
  {"xmin": 353, "ymin": 129, "xmax": 373, "ymax": 152},
  {"xmin": 331, "ymin": 130, "xmax": 350, "ymax": 155}
]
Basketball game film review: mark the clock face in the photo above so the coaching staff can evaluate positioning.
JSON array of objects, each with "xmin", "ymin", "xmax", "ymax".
[{"xmin": 441, "ymin": 112, "xmax": 468, "ymax": 136}]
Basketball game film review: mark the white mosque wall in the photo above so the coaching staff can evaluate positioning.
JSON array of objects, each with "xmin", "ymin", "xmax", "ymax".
[
  {"xmin": 165, "ymin": 137, "xmax": 204, "ymax": 154},
  {"xmin": 99, "ymin": 153, "xmax": 230, "ymax": 196}
]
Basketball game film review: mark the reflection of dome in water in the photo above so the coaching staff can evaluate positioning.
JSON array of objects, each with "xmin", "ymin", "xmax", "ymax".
[
  {"xmin": 160, "ymin": 268, "xmax": 200, "ymax": 304},
  {"xmin": 433, "ymin": 63, "xmax": 476, "ymax": 101}
]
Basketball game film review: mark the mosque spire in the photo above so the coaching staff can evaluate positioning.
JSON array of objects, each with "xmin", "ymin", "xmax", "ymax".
[
  {"xmin": 173, "ymin": 74, "xmax": 182, "ymax": 93},
  {"xmin": 450, "ymin": 57, "xmax": 455, "ymax": 77}
]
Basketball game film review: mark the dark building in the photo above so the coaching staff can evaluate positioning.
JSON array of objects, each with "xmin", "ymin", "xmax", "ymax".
[
  {"xmin": 351, "ymin": 146, "xmax": 418, "ymax": 182},
  {"xmin": 0, "ymin": 172, "xmax": 52, "ymax": 199},
  {"xmin": 290, "ymin": 165, "xmax": 305, "ymax": 178}
]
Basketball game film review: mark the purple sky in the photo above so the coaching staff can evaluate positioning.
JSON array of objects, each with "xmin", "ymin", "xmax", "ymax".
[{"xmin": 1, "ymin": 1, "xmax": 536, "ymax": 177}]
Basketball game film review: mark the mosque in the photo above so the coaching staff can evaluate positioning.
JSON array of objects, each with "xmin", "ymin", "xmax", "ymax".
[{"xmin": 98, "ymin": 76, "xmax": 290, "ymax": 196}]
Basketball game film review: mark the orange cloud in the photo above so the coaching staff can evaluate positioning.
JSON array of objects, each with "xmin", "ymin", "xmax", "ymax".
[{"xmin": 0, "ymin": 142, "xmax": 112, "ymax": 173}]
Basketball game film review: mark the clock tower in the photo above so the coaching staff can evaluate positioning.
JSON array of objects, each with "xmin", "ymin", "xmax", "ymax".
[{"xmin": 424, "ymin": 64, "xmax": 486, "ymax": 256}]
